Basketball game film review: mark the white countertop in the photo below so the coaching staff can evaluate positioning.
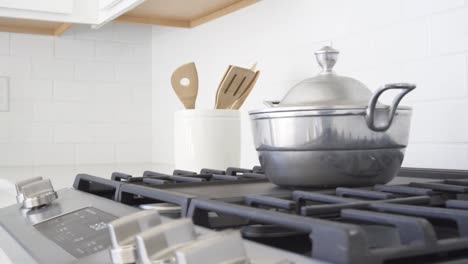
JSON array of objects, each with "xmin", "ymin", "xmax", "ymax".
[{"xmin": 0, "ymin": 163, "xmax": 174, "ymax": 208}]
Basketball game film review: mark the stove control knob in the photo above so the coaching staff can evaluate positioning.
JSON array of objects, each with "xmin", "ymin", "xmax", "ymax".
[
  {"xmin": 15, "ymin": 176, "xmax": 43, "ymax": 204},
  {"xmin": 136, "ymin": 219, "xmax": 197, "ymax": 264},
  {"xmin": 16, "ymin": 177, "xmax": 57, "ymax": 209},
  {"xmin": 174, "ymin": 231, "xmax": 249, "ymax": 264},
  {"xmin": 108, "ymin": 210, "xmax": 161, "ymax": 264}
]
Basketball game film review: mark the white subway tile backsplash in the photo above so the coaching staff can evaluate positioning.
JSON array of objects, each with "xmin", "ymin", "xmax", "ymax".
[
  {"xmin": 10, "ymin": 34, "xmax": 53, "ymax": 58},
  {"xmin": 9, "ymin": 79, "xmax": 53, "ymax": 101},
  {"xmin": 75, "ymin": 61, "xmax": 114, "ymax": 81},
  {"xmin": 95, "ymin": 41, "xmax": 133, "ymax": 61},
  {"xmin": 0, "ymin": 143, "xmax": 33, "ymax": 166},
  {"xmin": 132, "ymin": 84, "xmax": 152, "ymax": 104},
  {"xmin": 132, "ymin": 44, "xmax": 151, "ymax": 62},
  {"xmin": 53, "ymin": 81, "xmax": 95, "ymax": 102},
  {"xmin": 116, "ymin": 143, "xmax": 151, "ymax": 163},
  {"xmin": 335, "ymin": 19, "xmax": 429, "ymax": 70},
  {"xmin": 34, "ymin": 102, "xmax": 93, "ymax": 122},
  {"xmin": 402, "ymin": 54, "xmax": 466, "ymax": 102},
  {"xmin": 410, "ymin": 99, "xmax": 468, "ymax": 143},
  {"xmin": 55, "ymin": 38, "xmax": 95, "ymax": 59},
  {"xmin": 75, "ymin": 144, "xmax": 115, "ymax": 164},
  {"xmin": 0, "ymin": 101, "xmax": 34, "ymax": 122},
  {"xmin": 114, "ymin": 103, "xmax": 151, "ymax": 123},
  {"xmin": 403, "ymin": 143, "xmax": 468, "ymax": 170},
  {"xmin": 54, "ymin": 123, "xmax": 94, "ymax": 143},
  {"xmin": 92, "ymin": 123, "xmax": 151, "ymax": 144},
  {"xmin": 371, "ymin": 19, "xmax": 430, "ymax": 63},
  {"xmin": 112, "ymin": 23, "xmax": 152, "ymax": 44},
  {"xmin": 431, "ymin": 7, "xmax": 468, "ymax": 55},
  {"xmin": 0, "ymin": 56, "xmax": 31, "ymax": 78},
  {"xmin": 0, "ymin": 22, "xmax": 152, "ymax": 167},
  {"xmin": 151, "ymin": 116, "xmax": 174, "ymax": 165},
  {"xmin": 72, "ymin": 24, "xmax": 115, "ymax": 41},
  {"xmin": 0, "ymin": 32, "xmax": 9, "ymax": 55},
  {"xmin": 32, "ymin": 143, "xmax": 75, "ymax": 165},
  {"xmin": 337, "ymin": 0, "xmax": 402, "ymax": 35},
  {"xmin": 94, "ymin": 83, "xmax": 132, "ymax": 103},
  {"xmin": 28, "ymin": 123, "xmax": 54, "ymax": 143},
  {"xmin": 92, "ymin": 103, "xmax": 117, "ymax": 122},
  {"xmin": 116, "ymin": 123, "xmax": 152, "ymax": 143},
  {"xmin": 9, "ymin": 123, "xmax": 53, "ymax": 143},
  {"xmin": 32, "ymin": 59, "xmax": 74, "ymax": 80},
  {"xmin": 115, "ymin": 63, "xmax": 151, "ymax": 82},
  {"xmin": 93, "ymin": 123, "xmax": 120, "ymax": 143},
  {"xmin": 402, "ymin": 0, "xmax": 464, "ymax": 18},
  {"xmin": 0, "ymin": 123, "xmax": 8, "ymax": 142}
]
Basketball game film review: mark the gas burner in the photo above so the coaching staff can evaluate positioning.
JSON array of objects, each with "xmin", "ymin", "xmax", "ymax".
[
  {"xmin": 185, "ymin": 176, "xmax": 468, "ymax": 264},
  {"xmin": 72, "ymin": 166, "xmax": 468, "ymax": 263}
]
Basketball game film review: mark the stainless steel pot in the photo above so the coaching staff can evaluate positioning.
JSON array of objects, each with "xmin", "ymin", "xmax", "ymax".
[{"xmin": 249, "ymin": 46, "xmax": 415, "ymax": 187}]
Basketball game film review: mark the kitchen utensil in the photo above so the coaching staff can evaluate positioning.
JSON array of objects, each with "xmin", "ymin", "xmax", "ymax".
[
  {"xmin": 215, "ymin": 64, "xmax": 258, "ymax": 109},
  {"xmin": 171, "ymin": 62, "xmax": 198, "ymax": 109},
  {"xmin": 229, "ymin": 66, "xmax": 260, "ymax": 110},
  {"xmin": 249, "ymin": 46, "xmax": 416, "ymax": 187}
]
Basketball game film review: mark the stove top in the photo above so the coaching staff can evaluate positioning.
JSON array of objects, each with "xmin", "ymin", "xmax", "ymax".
[{"xmin": 70, "ymin": 166, "xmax": 468, "ymax": 263}]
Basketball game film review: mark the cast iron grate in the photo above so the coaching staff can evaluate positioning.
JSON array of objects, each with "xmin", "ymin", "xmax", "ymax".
[
  {"xmin": 73, "ymin": 166, "xmax": 267, "ymax": 212},
  {"xmin": 186, "ymin": 178, "xmax": 468, "ymax": 264}
]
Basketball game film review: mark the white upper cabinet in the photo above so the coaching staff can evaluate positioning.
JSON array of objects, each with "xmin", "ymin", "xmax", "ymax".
[
  {"xmin": 0, "ymin": 0, "xmax": 142, "ymax": 27},
  {"xmin": 95, "ymin": 0, "xmax": 145, "ymax": 28},
  {"xmin": 0, "ymin": 0, "xmax": 73, "ymax": 14}
]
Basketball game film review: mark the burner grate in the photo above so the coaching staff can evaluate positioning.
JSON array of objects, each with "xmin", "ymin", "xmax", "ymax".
[
  {"xmin": 186, "ymin": 178, "xmax": 468, "ymax": 264},
  {"xmin": 73, "ymin": 167, "xmax": 468, "ymax": 263},
  {"xmin": 73, "ymin": 166, "xmax": 268, "ymax": 216}
]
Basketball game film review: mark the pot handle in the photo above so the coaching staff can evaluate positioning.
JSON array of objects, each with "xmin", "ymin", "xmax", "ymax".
[
  {"xmin": 365, "ymin": 83, "xmax": 416, "ymax": 132},
  {"xmin": 264, "ymin": 101, "xmax": 280, "ymax": 107}
]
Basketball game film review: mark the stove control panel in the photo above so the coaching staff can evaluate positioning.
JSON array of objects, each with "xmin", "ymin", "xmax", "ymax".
[
  {"xmin": 15, "ymin": 177, "xmax": 57, "ymax": 209},
  {"xmin": 34, "ymin": 207, "xmax": 116, "ymax": 259}
]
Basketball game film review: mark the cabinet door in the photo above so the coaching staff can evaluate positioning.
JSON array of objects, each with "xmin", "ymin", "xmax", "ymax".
[
  {"xmin": 0, "ymin": 0, "xmax": 144, "ymax": 30},
  {"xmin": 95, "ymin": 0, "xmax": 144, "ymax": 28},
  {"xmin": 0, "ymin": 0, "xmax": 73, "ymax": 14}
]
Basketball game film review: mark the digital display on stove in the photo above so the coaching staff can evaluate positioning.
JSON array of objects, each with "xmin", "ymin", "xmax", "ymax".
[{"xmin": 34, "ymin": 207, "xmax": 116, "ymax": 259}]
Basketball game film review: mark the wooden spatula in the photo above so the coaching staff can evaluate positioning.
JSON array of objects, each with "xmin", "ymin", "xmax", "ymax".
[
  {"xmin": 229, "ymin": 69, "xmax": 260, "ymax": 109},
  {"xmin": 171, "ymin": 62, "xmax": 198, "ymax": 109},
  {"xmin": 215, "ymin": 64, "xmax": 258, "ymax": 109}
]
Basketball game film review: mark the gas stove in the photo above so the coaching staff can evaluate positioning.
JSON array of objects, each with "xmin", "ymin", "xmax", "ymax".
[{"xmin": 2, "ymin": 166, "xmax": 468, "ymax": 264}]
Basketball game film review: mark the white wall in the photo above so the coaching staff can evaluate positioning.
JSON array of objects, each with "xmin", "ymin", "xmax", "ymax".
[
  {"xmin": 152, "ymin": 0, "xmax": 468, "ymax": 170},
  {"xmin": 0, "ymin": 22, "xmax": 152, "ymax": 166}
]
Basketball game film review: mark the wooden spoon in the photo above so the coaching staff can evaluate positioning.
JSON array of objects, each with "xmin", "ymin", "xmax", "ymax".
[{"xmin": 171, "ymin": 62, "xmax": 198, "ymax": 109}]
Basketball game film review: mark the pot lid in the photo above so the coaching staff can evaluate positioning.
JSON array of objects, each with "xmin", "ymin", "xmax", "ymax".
[{"xmin": 279, "ymin": 46, "xmax": 373, "ymax": 107}]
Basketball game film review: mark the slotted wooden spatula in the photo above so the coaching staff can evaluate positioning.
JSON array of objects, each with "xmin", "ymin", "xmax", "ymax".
[
  {"xmin": 171, "ymin": 62, "xmax": 198, "ymax": 109},
  {"xmin": 229, "ymin": 69, "xmax": 260, "ymax": 109},
  {"xmin": 215, "ymin": 64, "xmax": 258, "ymax": 109}
]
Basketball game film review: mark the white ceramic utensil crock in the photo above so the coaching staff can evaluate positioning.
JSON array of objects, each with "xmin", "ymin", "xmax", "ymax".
[{"xmin": 174, "ymin": 109, "xmax": 241, "ymax": 172}]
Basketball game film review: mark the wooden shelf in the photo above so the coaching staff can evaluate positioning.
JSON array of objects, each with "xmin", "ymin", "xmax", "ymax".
[
  {"xmin": 0, "ymin": 0, "xmax": 257, "ymax": 35},
  {"xmin": 0, "ymin": 17, "xmax": 72, "ymax": 35},
  {"xmin": 115, "ymin": 0, "xmax": 258, "ymax": 28}
]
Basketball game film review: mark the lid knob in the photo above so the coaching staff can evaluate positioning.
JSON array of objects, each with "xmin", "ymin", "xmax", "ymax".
[{"xmin": 314, "ymin": 46, "xmax": 339, "ymax": 74}]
